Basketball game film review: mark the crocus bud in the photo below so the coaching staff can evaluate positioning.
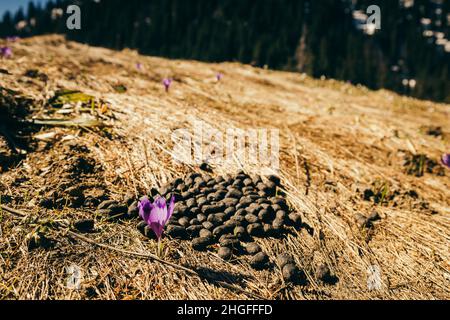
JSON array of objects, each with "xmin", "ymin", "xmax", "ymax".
[
  {"xmin": 1, "ymin": 46, "xmax": 12, "ymax": 58},
  {"xmin": 163, "ymin": 78, "xmax": 172, "ymax": 92},
  {"xmin": 442, "ymin": 154, "xmax": 450, "ymax": 169}
]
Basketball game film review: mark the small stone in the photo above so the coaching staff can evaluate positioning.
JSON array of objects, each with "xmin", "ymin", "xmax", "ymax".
[
  {"xmin": 271, "ymin": 197, "xmax": 288, "ymax": 210},
  {"xmin": 267, "ymin": 175, "xmax": 281, "ymax": 186},
  {"xmin": 222, "ymin": 198, "xmax": 239, "ymax": 208},
  {"xmin": 263, "ymin": 223, "xmax": 274, "ymax": 236},
  {"xmin": 168, "ymin": 216, "xmax": 178, "ymax": 225},
  {"xmin": 316, "ymin": 264, "xmax": 330, "ymax": 281},
  {"xmin": 243, "ymin": 178, "xmax": 253, "ymax": 186},
  {"xmin": 238, "ymin": 196, "xmax": 253, "ymax": 207},
  {"xmin": 202, "ymin": 221, "xmax": 215, "ymax": 230},
  {"xmin": 190, "ymin": 218, "xmax": 200, "ymax": 225},
  {"xmin": 226, "ymin": 189, "xmax": 243, "ymax": 199},
  {"xmin": 202, "ymin": 204, "xmax": 225, "ymax": 215},
  {"xmin": 196, "ymin": 213, "xmax": 207, "ymax": 223},
  {"xmin": 224, "ymin": 207, "xmax": 236, "ymax": 218},
  {"xmin": 178, "ymin": 217, "xmax": 191, "ymax": 228},
  {"xmin": 124, "ymin": 193, "xmax": 136, "ymax": 206},
  {"xmin": 194, "ymin": 176, "xmax": 205, "ymax": 185},
  {"xmin": 173, "ymin": 177, "xmax": 183, "ymax": 186},
  {"xmin": 199, "ymin": 229, "xmax": 213, "ymax": 239},
  {"xmin": 127, "ymin": 201, "xmax": 139, "ymax": 218},
  {"xmin": 282, "ymin": 264, "xmax": 300, "ymax": 283},
  {"xmin": 184, "ymin": 178, "xmax": 194, "ymax": 187},
  {"xmin": 316, "ymin": 264, "xmax": 337, "ymax": 284},
  {"xmin": 272, "ymin": 218, "xmax": 284, "ymax": 230},
  {"xmin": 197, "ymin": 197, "xmax": 208, "ymax": 208},
  {"xmin": 176, "ymin": 183, "xmax": 187, "ymax": 192},
  {"xmin": 218, "ymin": 247, "xmax": 233, "ymax": 260},
  {"xmin": 213, "ymin": 225, "xmax": 227, "ymax": 238},
  {"xmin": 200, "ymin": 162, "xmax": 212, "ymax": 172},
  {"xmin": 368, "ymin": 211, "xmax": 381, "ymax": 222},
  {"xmin": 257, "ymin": 198, "xmax": 271, "ymax": 205},
  {"xmin": 231, "ymin": 215, "xmax": 246, "ymax": 226},
  {"xmin": 186, "ymin": 225, "xmax": 203, "ymax": 237},
  {"xmin": 355, "ymin": 214, "xmax": 371, "ymax": 229},
  {"xmin": 219, "ymin": 237, "xmax": 240, "ymax": 249},
  {"xmin": 186, "ymin": 198, "xmax": 197, "ymax": 208},
  {"xmin": 247, "ymin": 205, "xmax": 261, "ymax": 215},
  {"xmin": 171, "ymin": 192, "xmax": 183, "ymax": 202},
  {"xmin": 207, "ymin": 214, "xmax": 224, "ymax": 226},
  {"xmin": 258, "ymin": 209, "xmax": 273, "ymax": 222},
  {"xmin": 98, "ymin": 200, "xmax": 117, "ymax": 210},
  {"xmin": 363, "ymin": 189, "xmax": 374, "ymax": 201},
  {"xmin": 166, "ymin": 225, "xmax": 188, "ymax": 239},
  {"xmin": 189, "ymin": 207, "xmax": 200, "ymax": 216},
  {"xmin": 250, "ymin": 252, "xmax": 269, "ymax": 270},
  {"xmin": 137, "ymin": 221, "xmax": 147, "ymax": 234},
  {"xmin": 224, "ymin": 219, "xmax": 237, "ymax": 229},
  {"xmin": 277, "ymin": 254, "xmax": 295, "ymax": 268},
  {"xmin": 246, "ymin": 243, "xmax": 262, "ymax": 255},
  {"xmin": 108, "ymin": 204, "xmax": 128, "ymax": 216},
  {"xmin": 206, "ymin": 193, "xmax": 216, "ymax": 202},
  {"xmin": 245, "ymin": 214, "xmax": 259, "ymax": 224},
  {"xmin": 73, "ymin": 219, "xmax": 94, "ymax": 233},
  {"xmin": 252, "ymin": 175, "xmax": 262, "ymax": 185},
  {"xmin": 288, "ymin": 213, "xmax": 302, "ymax": 227},
  {"xmin": 173, "ymin": 203, "xmax": 188, "ymax": 216},
  {"xmin": 247, "ymin": 223, "xmax": 264, "ymax": 237},
  {"xmin": 234, "ymin": 226, "xmax": 246, "ymax": 239},
  {"xmin": 39, "ymin": 197, "xmax": 55, "ymax": 209},
  {"xmin": 275, "ymin": 210, "xmax": 287, "ymax": 221},
  {"xmin": 271, "ymin": 204, "xmax": 282, "ymax": 213},
  {"xmin": 181, "ymin": 191, "xmax": 193, "ymax": 200},
  {"xmin": 192, "ymin": 237, "xmax": 211, "ymax": 251},
  {"xmin": 65, "ymin": 186, "xmax": 83, "ymax": 197},
  {"xmin": 232, "ymin": 180, "xmax": 244, "ymax": 188}
]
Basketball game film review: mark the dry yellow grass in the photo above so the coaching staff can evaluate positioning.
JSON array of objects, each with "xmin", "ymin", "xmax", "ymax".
[{"xmin": 0, "ymin": 35, "xmax": 449, "ymax": 300}]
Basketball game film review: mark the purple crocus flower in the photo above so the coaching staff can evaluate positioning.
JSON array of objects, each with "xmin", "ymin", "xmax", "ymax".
[
  {"xmin": 138, "ymin": 195, "xmax": 175, "ymax": 240},
  {"xmin": 442, "ymin": 154, "xmax": 450, "ymax": 169},
  {"xmin": 216, "ymin": 73, "xmax": 223, "ymax": 82},
  {"xmin": 136, "ymin": 63, "xmax": 143, "ymax": 71},
  {"xmin": 6, "ymin": 36, "xmax": 19, "ymax": 42},
  {"xmin": 0, "ymin": 46, "xmax": 12, "ymax": 59},
  {"xmin": 163, "ymin": 78, "xmax": 172, "ymax": 92}
]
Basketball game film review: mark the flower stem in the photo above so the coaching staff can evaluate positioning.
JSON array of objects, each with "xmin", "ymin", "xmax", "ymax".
[{"xmin": 157, "ymin": 239, "xmax": 162, "ymax": 257}]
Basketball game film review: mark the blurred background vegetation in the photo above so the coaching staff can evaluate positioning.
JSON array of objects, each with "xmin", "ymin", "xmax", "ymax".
[{"xmin": 0, "ymin": 0, "xmax": 449, "ymax": 103}]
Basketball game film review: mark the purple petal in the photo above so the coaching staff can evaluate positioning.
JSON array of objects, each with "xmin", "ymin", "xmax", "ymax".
[
  {"xmin": 148, "ymin": 205, "xmax": 168, "ymax": 239},
  {"xmin": 138, "ymin": 197, "xmax": 152, "ymax": 223},
  {"xmin": 149, "ymin": 222, "xmax": 164, "ymax": 240},
  {"xmin": 167, "ymin": 195, "xmax": 175, "ymax": 220},
  {"xmin": 442, "ymin": 154, "xmax": 450, "ymax": 168},
  {"xmin": 153, "ymin": 196, "xmax": 167, "ymax": 209}
]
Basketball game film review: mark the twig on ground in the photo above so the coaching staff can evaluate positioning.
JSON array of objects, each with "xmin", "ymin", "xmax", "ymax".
[{"xmin": 0, "ymin": 204, "xmax": 265, "ymax": 300}]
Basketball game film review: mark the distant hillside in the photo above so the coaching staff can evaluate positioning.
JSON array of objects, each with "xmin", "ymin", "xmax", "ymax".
[{"xmin": 1, "ymin": 0, "xmax": 449, "ymax": 102}]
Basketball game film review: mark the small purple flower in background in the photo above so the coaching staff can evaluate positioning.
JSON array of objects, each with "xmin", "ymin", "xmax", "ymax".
[
  {"xmin": 163, "ymin": 78, "xmax": 173, "ymax": 92},
  {"xmin": 138, "ymin": 195, "xmax": 175, "ymax": 256},
  {"xmin": 216, "ymin": 73, "xmax": 223, "ymax": 82},
  {"xmin": 1, "ymin": 46, "xmax": 12, "ymax": 59},
  {"xmin": 136, "ymin": 62, "xmax": 143, "ymax": 71},
  {"xmin": 6, "ymin": 36, "xmax": 19, "ymax": 42},
  {"xmin": 442, "ymin": 154, "xmax": 450, "ymax": 169}
]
